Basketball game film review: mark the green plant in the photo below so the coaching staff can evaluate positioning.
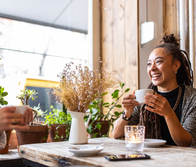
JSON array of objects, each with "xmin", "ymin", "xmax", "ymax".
[
  {"xmin": 86, "ymin": 83, "xmax": 130, "ymax": 138},
  {"xmin": 0, "ymin": 86, "xmax": 8, "ymax": 106},
  {"xmin": 44, "ymin": 106, "xmax": 72, "ymax": 141},
  {"xmin": 16, "ymin": 89, "xmax": 38, "ymax": 105},
  {"xmin": 33, "ymin": 103, "xmax": 47, "ymax": 122}
]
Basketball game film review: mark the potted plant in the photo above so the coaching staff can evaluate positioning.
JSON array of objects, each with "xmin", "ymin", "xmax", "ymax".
[
  {"xmin": 33, "ymin": 103, "xmax": 47, "ymax": 124},
  {"xmin": 52, "ymin": 62, "xmax": 120, "ymax": 144},
  {"xmin": 15, "ymin": 89, "xmax": 48, "ymax": 146},
  {"xmin": 0, "ymin": 86, "xmax": 12, "ymax": 154},
  {"xmin": 86, "ymin": 83, "xmax": 130, "ymax": 138},
  {"xmin": 44, "ymin": 106, "xmax": 72, "ymax": 142}
]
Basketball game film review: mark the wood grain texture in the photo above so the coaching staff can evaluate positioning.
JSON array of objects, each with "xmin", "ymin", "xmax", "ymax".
[
  {"xmin": 101, "ymin": 0, "xmax": 138, "ymax": 92},
  {"xmin": 163, "ymin": 0, "xmax": 178, "ymax": 35},
  {"xmin": 18, "ymin": 137, "xmax": 196, "ymax": 167},
  {"xmin": 100, "ymin": 0, "xmax": 138, "ymax": 137}
]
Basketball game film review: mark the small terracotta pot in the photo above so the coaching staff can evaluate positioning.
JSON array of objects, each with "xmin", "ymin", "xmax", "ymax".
[
  {"xmin": 88, "ymin": 120, "xmax": 110, "ymax": 138},
  {"xmin": 0, "ymin": 130, "xmax": 12, "ymax": 154},
  {"xmin": 49, "ymin": 124, "xmax": 69, "ymax": 142},
  {"xmin": 16, "ymin": 125, "xmax": 48, "ymax": 146}
]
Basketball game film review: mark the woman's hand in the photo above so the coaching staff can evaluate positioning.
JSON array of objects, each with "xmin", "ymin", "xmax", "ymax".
[
  {"xmin": 144, "ymin": 93, "xmax": 173, "ymax": 119},
  {"xmin": 0, "ymin": 106, "xmax": 33, "ymax": 134},
  {"xmin": 122, "ymin": 92, "xmax": 140, "ymax": 117}
]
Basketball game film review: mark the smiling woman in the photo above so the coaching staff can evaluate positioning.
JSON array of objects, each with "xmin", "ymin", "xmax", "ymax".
[{"xmin": 113, "ymin": 33, "xmax": 196, "ymax": 147}]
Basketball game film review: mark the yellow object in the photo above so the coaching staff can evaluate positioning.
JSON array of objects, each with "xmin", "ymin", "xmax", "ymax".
[{"xmin": 1, "ymin": 76, "xmax": 59, "ymax": 106}]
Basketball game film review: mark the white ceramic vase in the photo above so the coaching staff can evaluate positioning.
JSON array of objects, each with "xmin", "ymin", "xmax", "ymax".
[{"xmin": 68, "ymin": 111, "xmax": 91, "ymax": 144}]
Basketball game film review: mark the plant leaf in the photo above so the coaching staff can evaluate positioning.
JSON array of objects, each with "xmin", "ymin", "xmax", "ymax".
[
  {"xmin": 101, "ymin": 92, "xmax": 108, "ymax": 97},
  {"xmin": 115, "ymin": 104, "xmax": 122, "ymax": 108},
  {"xmin": 120, "ymin": 83, "xmax": 125, "ymax": 88},
  {"xmin": 125, "ymin": 88, "xmax": 130, "ymax": 93}
]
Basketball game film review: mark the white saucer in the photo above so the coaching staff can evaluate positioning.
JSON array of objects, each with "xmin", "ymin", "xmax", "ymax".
[
  {"xmin": 68, "ymin": 145, "xmax": 104, "ymax": 156},
  {"xmin": 144, "ymin": 139, "xmax": 167, "ymax": 147}
]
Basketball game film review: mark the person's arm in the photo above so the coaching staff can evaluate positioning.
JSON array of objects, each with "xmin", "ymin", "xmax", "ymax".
[
  {"xmin": 113, "ymin": 110, "xmax": 133, "ymax": 139},
  {"xmin": 145, "ymin": 93, "xmax": 191, "ymax": 147},
  {"xmin": 113, "ymin": 93, "xmax": 139, "ymax": 139},
  {"xmin": 0, "ymin": 131, "xmax": 7, "ymax": 150},
  {"xmin": 165, "ymin": 111, "xmax": 191, "ymax": 146}
]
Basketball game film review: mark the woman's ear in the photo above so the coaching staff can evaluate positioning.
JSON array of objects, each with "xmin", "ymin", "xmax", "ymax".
[{"xmin": 174, "ymin": 59, "xmax": 181, "ymax": 72}]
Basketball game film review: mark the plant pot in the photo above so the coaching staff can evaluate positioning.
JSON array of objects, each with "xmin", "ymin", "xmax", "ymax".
[
  {"xmin": 0, "ymin": 130, "xmax": 12, "ymax": 154},
  {"xmin": 48, "ymin": 124, "xmax": 69, "ymax": 142},
  {"xmin": 89, "ymin": 120, "xmax": 110, "ymax": 138},
  {"xmin": 33, "ymin": 123, "xmax": 48, "ymax": 143},
  {"xmin": 16, "ymin": 125, "xmax": 48, "ymax": 146}
]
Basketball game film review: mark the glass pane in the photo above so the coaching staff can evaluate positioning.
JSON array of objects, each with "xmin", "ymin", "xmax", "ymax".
[{"xmin": 0, "ymin": 1, "xmax": 89, "ymax": 118}]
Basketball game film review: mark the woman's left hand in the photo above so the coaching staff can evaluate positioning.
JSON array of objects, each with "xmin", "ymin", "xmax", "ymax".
[{"xmin": 144, "ymin": 93, "xmax": 173, "ymax": 119}]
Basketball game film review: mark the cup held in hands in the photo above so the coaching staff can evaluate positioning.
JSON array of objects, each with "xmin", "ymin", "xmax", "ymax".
[
  {"xmin": 135, "ymin": 89, "xmax": 154, "ymax": 104},
  {"xmin": 14, "ymin": 105, "xmax": 29, "ymax": 115}
]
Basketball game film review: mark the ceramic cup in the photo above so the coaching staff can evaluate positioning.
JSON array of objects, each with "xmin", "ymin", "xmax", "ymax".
[
  {"xmin": 14, "ymin": 105, "xmax": 29, "ymax": 115},
  {"xmin": 11, "ymin": 105, "xmax": 29, "ymax": 124},
  {"xmin": 135, "ymin": 89, "xmax": 154, "ymax": 104}
]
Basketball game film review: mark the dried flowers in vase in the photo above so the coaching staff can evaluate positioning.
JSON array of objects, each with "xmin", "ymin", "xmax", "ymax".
[{"xmin": 52, "ymin": 62, "xmax": 120, "ymax": 113}]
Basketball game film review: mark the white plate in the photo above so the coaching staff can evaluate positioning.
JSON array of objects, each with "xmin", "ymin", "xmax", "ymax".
[
  {"xmin": 68, "ymin": 145, "xmax": 104, "ymax": 156},
  {"xmin": 144, "ymin": 139, "xmax": 167, "ymax": 147}
]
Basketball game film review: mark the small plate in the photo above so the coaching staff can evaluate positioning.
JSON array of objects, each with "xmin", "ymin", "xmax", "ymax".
[
  {"xmin": 144, "ymin": 139, "xmax": 166, "ymax": 147},
  {"xmin": 68, "ymin": 145, "xmax": 104, "ymax": 156}
]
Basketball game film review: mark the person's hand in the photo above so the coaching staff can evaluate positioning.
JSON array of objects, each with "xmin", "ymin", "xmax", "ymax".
[
  {"xmin": 122, "ymin": 91, "xmax": 140, "ymax": 118},
  {"xmin": 144, "ymin": 93, "xmax": 173, "ymax": 119},
  {"xmin": 0, "ymin": 106, "xmax": 33, "ymax": 134}
]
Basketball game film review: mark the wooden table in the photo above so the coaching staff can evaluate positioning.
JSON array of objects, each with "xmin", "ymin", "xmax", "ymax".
[
  {"xmin": 0, "ymin": 149, "xmax": 25, "ymax": 167},
  {"xmin": 18, "ymin": 137, "xmax": 196, "ymax": 167}
]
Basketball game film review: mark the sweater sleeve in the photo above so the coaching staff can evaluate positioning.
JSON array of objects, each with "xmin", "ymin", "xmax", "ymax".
[
  {"xmin": 128, "ymin": 105, "xmax": 140, "ymax": 125},
  {"xmin": 0, "ymin": 131, "xmax": 7, "ymax": 150},
  {"xmin": 181, "ymin": 86, "xmax": 196, "ymax": 147}
]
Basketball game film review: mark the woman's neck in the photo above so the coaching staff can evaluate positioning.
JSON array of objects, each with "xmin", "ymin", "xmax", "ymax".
[{"xmin": 157, "ymin": 84, "xmax": 179, "ymax": 92}]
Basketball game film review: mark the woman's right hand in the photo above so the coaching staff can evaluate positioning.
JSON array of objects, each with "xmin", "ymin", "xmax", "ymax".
[
  {"xmin": 0, "ymin": 106, "xmax": 32, "ymax": 134},
  {"xmin": 122, "ymin": 92, "xmax": 140, "ymax": 118}
]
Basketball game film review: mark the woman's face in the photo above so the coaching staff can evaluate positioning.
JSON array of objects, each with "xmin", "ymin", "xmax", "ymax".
[{"xmin": 147, "ymin": 48, "xmax": 180, "ymax": 90}]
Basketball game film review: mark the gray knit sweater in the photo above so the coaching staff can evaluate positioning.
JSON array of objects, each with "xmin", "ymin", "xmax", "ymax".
[
  {"xmin": 0, "ymin": 131, "xmax": 6, "ymax": 150},
  {"xmin": 129, "ymin": 85, "xmax": 196, "ymax": 147}
]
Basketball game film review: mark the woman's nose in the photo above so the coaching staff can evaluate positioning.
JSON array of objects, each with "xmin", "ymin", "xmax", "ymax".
[{"xmin": 150, "ymin": 63, "xmax": 157, "ymax": 70}]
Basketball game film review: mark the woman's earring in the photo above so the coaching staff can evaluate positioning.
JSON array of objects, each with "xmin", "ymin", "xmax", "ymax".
[{"xmin": 175, "ymin": 71, "xmax": 178, "ymax": 74}]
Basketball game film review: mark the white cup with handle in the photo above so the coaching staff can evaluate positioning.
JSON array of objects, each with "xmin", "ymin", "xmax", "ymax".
[
  {"xmin": 14, "ymin": 105, "xmax": 30, "ymax": 115},
  {"xmin": 135, "ymin": 89, "xmax": 154, "ymax": 104},
  {"xmin": 11, "ymin": 105, "xmax": 30, "ymax": 124}
]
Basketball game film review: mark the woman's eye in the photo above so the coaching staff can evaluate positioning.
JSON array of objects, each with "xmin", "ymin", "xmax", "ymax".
[
  {"xmin": 156, "ymin": 61, "xmax": 163, "ymax": 64},
  {"xmin": 147, "ymin": 63, "xmax": 151, "ymax": 66}
]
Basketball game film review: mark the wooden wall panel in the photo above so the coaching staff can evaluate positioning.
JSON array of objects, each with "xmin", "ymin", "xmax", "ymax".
[
  {"xmin": 101, "ymin": 0, "xmax": 138, "ymax": 93},
  {"xmin": 100, "ymin": 0, "xmax": 138, "ymax": 137},
  {"xmin": 125, "ymin": 0, "xmax": 138, "ymax": 92},
  {"xmin": 163, "ymin": 0, "xmax": 178, "ymax": 35},
  {"xmin": 113, "ymin": 0, "xmax": 125, "ymax": 83},
  {"xmin": 163, "ymin": 0, "xmax": 189, "ymax": 54},
  {"xmin": 100, "ymin": 0, "xmax": 114, "ymax": 72}
]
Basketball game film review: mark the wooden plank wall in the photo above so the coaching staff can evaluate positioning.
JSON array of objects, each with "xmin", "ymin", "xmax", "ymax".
[
  {"xmin": 100, "ymin": 0, "xmax": 139, "ymax": 137},
  {"xmin": 163, "ymin": 0, "xmax": 189, "ymax": 54},
  {"xmin": 100, "ymin": 0, "xmax": 139, "ymax": 96}
]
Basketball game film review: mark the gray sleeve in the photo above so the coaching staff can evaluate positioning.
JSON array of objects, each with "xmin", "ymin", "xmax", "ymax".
[
  {"xmin": 0, "ymin": 131, "xmax": 7, "ymax": 150},
  {"xmin": 128, "ymin": 105, "xmax": 140, "ymax": 125},
  {"xmin": 181, "ymin": 86, "xmax": 196, "ymax": 147},
  {"xmin": 181, "ymin": 106, "xmax": 196, "ymax": 147}
]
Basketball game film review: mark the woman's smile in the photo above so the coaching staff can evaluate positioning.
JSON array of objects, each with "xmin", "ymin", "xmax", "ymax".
[
  {"xmin": 147, "ymin": 48, "xmax": 180, "ymax": 91},
  {"xmin": 151, "ymin": 73, "xmax": 162, "ymax": 80}
]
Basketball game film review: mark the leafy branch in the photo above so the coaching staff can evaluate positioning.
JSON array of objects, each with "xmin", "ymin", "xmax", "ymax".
[{"xmin": 0, "ymin": 86, "xmax": 8, "ymax": 106}]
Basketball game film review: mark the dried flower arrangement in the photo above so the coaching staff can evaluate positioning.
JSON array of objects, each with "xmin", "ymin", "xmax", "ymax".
[{"xmin": 52, "ymin": 62, "xmax": 120, "ymax": 113}]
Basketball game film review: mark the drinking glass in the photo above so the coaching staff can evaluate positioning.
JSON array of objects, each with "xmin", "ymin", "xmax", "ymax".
[{"xmin": 124, "ymin": 125, "xmax": 145, "ymax": 152}]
